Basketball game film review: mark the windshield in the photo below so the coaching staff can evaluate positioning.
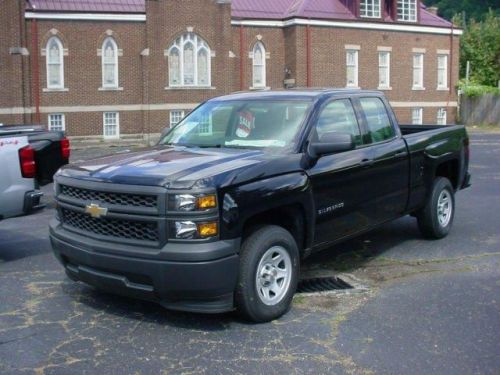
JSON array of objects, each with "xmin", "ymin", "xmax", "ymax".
[{"xmin": 160, "ymin": 100, "xmax": 312, "ymax": 149}]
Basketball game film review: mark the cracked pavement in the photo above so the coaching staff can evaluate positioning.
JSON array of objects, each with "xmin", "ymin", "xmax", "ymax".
[{"xmin": 1, "ymin": 132, "xmax": 499, "ymax": 374}]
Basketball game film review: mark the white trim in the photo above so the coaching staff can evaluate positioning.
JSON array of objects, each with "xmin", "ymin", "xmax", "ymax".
[
  {"xmin": 345, "ymin": 44, "xmax": 361, "ymax": 50},
  {"xmin": 25, "ymin": 11, "xmax": 145, "ymax": 22},
  {"xmin": 437, "ymin": 49, "xmax": 450, "ymax": 55},
  {"xmin": 230, "ymin": 18, "xmax": 463, "ymax": 36},
  {"xmin": 0, "ymin": 101, "xmax": 457, "ymax": 116},
  {"xmin": 390, "ymin": 101, "xmax": 456, "ymax": 108},
  {"xmin": 377, "ymin": 46, "xmax": 392, "ymax": 52},
  {"xmin": 412, "ymin": 48, "xmax": 426, "ymax": 53}
]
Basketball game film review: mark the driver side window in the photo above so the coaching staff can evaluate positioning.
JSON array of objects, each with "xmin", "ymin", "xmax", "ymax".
[{"xmin": 316, "ymin": 99, "xmax": 362, "ymax": 146}]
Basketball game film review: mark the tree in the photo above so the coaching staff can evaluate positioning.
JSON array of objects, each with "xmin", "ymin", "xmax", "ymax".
[
  {"xmin": 460, "ymin": 11, "xmax": 500, "ymax": 87},
  {"xmin": 423, "ymin": 0, "xmax": 499, "ymax": 22}
]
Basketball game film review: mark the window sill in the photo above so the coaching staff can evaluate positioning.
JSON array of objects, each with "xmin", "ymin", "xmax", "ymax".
[
  {"xmin": 43, "ymin": 88, "xmax": 69, "ymax": 92},
  {"xmin": 249, "ymin": 86, "xmax": 270, "ymax": 90},
  {"xmin": 378, "ymin": 86, "xmax": 392, "ymax": 91},
  {"xmin": 437, "ymin": 87, "xmax": 450, "ymax": 91},
  {"xmin": 99, "ymin": 87, "xmax": 124, "ymax": 91},
  {"xmin": 412, "ymin": 87, "xmax": 426, "ymax": 91},
  {"xmin": 165, "ymin": 86, "xmax": 216, "ymax": 90}
]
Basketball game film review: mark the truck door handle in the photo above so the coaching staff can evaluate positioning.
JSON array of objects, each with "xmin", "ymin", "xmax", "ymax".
[{"xmin": 360, "ymin": 159, "xmax": 374, "ymax": 168}]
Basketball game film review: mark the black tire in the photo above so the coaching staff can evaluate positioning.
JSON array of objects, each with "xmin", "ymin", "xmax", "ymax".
[
  {"xmin": 235, "ymin": 225, "xmax": 300, "ymax": 323},
  {"xmin": 417, "ymin": 177, "xmax": 455, "ymax": 239}
]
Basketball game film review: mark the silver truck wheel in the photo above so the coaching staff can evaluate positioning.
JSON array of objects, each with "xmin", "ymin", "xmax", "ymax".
[
  {"xmin": 235, "ymin": 225, "xmax": 299, "ymax": 323},
  {"xmin": 255, "ymin": 246, "xmax": 292, "ymax": 306}
]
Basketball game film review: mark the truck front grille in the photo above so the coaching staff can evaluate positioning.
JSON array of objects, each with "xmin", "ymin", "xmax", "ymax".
[
  {"xmin": 61, "ymin": 208, "xmax": 159, "ymax": 243},
  {"xmin": 60, "ymin": 185, "xmax": 157, "ymax": 209}
]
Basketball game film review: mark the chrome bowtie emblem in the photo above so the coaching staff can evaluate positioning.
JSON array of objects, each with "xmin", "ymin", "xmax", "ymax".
[{"xmin": 85, "ymin": 203, "xmax": 108, "ymax": 219}]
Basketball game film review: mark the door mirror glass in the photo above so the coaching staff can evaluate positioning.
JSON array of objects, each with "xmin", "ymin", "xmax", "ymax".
[{"xmin": 308, "ymin": 131, "xmax": 355, "ymax": 158}]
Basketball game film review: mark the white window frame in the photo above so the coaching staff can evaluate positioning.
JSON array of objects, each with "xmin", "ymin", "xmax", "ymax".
[
  {"xmin": 437, "ymin": 54, "xmax": 448, "ymax": 90},
  {"xmin": 48, "ymin": 113, "xmax": 65, "ymax": 131},
  {"xmin": 437, "ymin": 108, "xmax": 447, "ymax": 125},
  {"xmin": 412, "ymin": 53, "xmax": 424, "ymax": 90},
  {"xmin": 397, "ymin": 0, "xmax": 418, "ymax": 22},
  {"xmin": 378, "ymin": 51, "xmax": 391, "ymax": 89},
  {"xmin": 167, "ymin": 33, "xmax": 211, "ymax": 88},
  {"xmin": 346, "ymin": 49, "xmax": 359, "ymax": 88},
  {"xmin": 103, "ymin": 112, "xmax": 120, "ymax": 139},
  {"xmin": 412, "ymin": 108, "xmax": 423, "ymax": 125},
  {"xmin": 360, "ymin": 0, "xmax": 381, "ymax": 18},
  {"xmin": 251, "ymin": 41, "xmax": 267, "ymax": 89},
  {"xmin": 46, "ymin": 36, "xmax": 64, "ymax": 89},
  {"xmin": 101, "ymin": 37, "xmax": 119, "ymax": 89},
  {"xmin": 169, "ymin": 110, "xmax": 185, "ymax": 127}
]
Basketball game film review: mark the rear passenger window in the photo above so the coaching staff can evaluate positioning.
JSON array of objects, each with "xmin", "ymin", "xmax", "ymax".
[
  {"xmin": 359, "ymin": 97, "xmax": 395, "ymax": 143},
  {"xmin": 316, "ymin": 99, "xmax": 362, "ymax": 146}
]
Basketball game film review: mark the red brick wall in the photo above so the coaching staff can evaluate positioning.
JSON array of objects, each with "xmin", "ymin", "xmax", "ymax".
[{"xmin": 0, "ymin": 0, "xmax": 461, "ymax": 132}]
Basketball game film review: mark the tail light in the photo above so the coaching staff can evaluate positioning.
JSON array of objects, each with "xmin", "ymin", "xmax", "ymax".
[
  {"xmin": 19, "ymin": 145, "xmax": 36, "ymax": 178},
  {"xmin": 60, "ymin": 137, "xmax": 70, "ymax": 160}
]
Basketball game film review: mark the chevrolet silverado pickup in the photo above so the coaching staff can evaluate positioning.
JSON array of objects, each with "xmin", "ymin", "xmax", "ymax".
[
  {"xmin": 0, "ymin": 125, "xmax": 70, "ymax": 221},
  {"xmin": 50, "ymin": 90, "xmax": 471, "ymax": 322}
]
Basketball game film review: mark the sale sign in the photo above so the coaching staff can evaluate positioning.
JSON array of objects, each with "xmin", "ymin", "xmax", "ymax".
[{"xmin": 236, "ymin": 111, "xmax": 255, "ymax": 138}]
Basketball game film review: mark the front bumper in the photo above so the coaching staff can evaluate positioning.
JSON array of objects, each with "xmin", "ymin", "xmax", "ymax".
[{"xmin": 50, "ymin": 219, "xmax": 240, "ymax": 313}]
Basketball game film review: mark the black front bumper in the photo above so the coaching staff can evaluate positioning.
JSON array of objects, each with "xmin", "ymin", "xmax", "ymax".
[{"xmin": 50, "ymin": 219, "xmax": 240, "ymax": 313}]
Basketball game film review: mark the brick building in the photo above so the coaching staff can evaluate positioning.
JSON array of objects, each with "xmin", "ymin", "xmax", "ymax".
[{"xmin": 0, "ymin": 0, "xmax": 461, "ymax": 140}]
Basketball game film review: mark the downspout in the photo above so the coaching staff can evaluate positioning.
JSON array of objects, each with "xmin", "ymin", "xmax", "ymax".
[
  {"xmin": 239, "ymin": 25, "xmax": 244, "ymax": 91},
  {"xmin": 447, "ymin": 23, "xmax": 454, "ymax": 120},
  {"xmin": 31, "ymin": 19, "xmax": 41, "ymax": 123},
  {"xmin": 306, "ymin": 23, "xmax": 311, "ymax": 87}
]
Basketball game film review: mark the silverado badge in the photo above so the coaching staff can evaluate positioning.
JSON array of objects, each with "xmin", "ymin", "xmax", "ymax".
[{"xmin": 85, "ymin": 203, "xmax": 108, "ymax": 219}]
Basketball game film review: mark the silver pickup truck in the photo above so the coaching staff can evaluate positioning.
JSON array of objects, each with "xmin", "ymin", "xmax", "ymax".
[{"xmin": 0, "ymin": 125, "xmax": 70, "ymax": 220}]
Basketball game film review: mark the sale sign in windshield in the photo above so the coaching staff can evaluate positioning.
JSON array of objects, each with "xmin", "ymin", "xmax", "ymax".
[{"xmin": 236, "ymin": 111, "xmax": 255, "ymax": 138}]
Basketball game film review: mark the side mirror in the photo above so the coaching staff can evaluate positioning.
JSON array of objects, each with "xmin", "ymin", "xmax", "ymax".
[{"xmin": 308, "ymin": 132, "xmax": 355, "ymax": 158}]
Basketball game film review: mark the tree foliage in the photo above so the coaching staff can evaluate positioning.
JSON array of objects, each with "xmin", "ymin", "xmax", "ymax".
[
  {"xmin": 423, "ymin": 0, "xmax": 499, "ymax": 22},
  {"xmin": 459, "ymin": 11, "xmax": 500, "ymax": 87}
]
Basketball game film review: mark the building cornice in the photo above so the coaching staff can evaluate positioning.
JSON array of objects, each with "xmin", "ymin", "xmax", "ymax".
[
  {"xmin": 231, "ymin": 18, "xmax": 463, "ymax": 36},
  {"xmin": 25, "ymin": 12, "xmax": 146, "ymax": 22}
]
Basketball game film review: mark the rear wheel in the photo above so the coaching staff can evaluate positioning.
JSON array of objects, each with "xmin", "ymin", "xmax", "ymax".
[
  {"xmin": 417, "ymin": 177, "xmax": 455, "ymax": 239},
  {"xmin": 235, "ymin": 225, "xmax": 299, "ymax": 323}
]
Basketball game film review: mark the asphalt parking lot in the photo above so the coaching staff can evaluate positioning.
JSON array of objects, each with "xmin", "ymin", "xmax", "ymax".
[{"xmin": 1, "ymin": 132, "xmax": 499, "ymax": 375}]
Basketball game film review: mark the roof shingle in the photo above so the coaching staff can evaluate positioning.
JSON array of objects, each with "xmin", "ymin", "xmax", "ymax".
[{"xmin": 26, "ymin": 0, "xmax": 453, "ymax": 28}]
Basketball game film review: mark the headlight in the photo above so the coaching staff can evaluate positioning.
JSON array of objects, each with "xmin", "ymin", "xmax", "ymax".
[
  {"xmin": 170, "ymin": 193, "xmax": 217, "ymax": 212},
  {"xmin": 173, "ymin": 221, "xmax": 218, "ymax": 239}
]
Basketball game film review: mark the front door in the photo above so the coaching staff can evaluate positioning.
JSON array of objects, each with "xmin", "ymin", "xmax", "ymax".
[{"xmin": 307, "ymin": 98, "xmax": 374, "ymax": 247}]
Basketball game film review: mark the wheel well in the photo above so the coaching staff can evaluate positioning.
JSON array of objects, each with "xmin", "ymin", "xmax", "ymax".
[
  {"xmin": 435, "ymin": 159, "xmax": 459, "ymax": 189},
  {"xmin": 242, "ymin": 204, "xmax": 307, "ymax": 253}
]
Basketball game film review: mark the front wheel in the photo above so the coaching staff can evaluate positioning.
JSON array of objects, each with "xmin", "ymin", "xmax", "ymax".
[
  {"xmin": 417, "ymin": 177, "xmax": 455, "ymax": 239},
  {"xmin": 235, "ymin": 225, "xmax": 299, "ymax": 323}
]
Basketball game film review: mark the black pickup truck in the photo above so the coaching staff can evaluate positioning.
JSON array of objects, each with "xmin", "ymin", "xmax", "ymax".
[{"xmin": 50, "ymin": 90, "xmax": 470, "ymax": 322}]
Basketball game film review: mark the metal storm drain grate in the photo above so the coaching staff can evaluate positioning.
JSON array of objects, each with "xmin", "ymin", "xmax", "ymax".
[{"xmin": 296, "ymin": 276, "xmax": 354, "ymax": 294}]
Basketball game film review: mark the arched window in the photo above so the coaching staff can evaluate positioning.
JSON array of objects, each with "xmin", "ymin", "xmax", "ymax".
[
  {"xmin": 102, "ymin": 37, "xmax": 119, "ymax": 88},
  {"xmin": 168, "ymin": 33, "xmax": 211, "ymax": 87},
  {"xmin": 46, "ymin": 37, "xmax": 64, "ymax": 89},
  {"xmin": 252, "ymin": 42, "xmax": 266, "ymax": 88}
]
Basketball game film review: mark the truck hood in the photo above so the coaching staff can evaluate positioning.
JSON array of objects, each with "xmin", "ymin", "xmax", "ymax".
[{"xmin": 58, "ymin": 146, "xmax": 300, "ymax": 189}]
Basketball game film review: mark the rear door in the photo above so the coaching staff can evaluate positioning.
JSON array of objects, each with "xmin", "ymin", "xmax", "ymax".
[
  {"xmin": 355, "ymin": 96, "xmax": 409, "ymax": 223},
  {"xmin": 307, "ymin": 98, "xmax": 374, "ymax": 247}
]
